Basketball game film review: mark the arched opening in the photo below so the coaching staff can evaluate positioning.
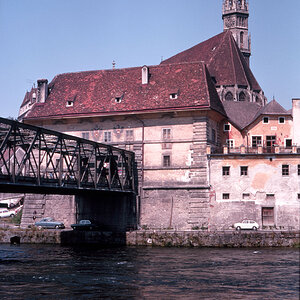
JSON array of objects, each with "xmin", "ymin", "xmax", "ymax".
[
  {"xmin": 239, "ymin": 91, "xmax": 246, "ymax": 101},
  {"xmin": 240, "ymin": 32, "xmax": 244, "ymax": 48},
  {"xmin": 225, "ymin": 92, "xmax": 233, "ymax": 101}
]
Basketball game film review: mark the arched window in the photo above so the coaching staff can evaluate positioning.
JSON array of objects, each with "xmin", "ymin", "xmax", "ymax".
[
  {"xmin": 240, "ymin": 32, "xmax": 244, "ymax": 48},
  {"xmin": 225, "ymin": 92, "xmax": 233, "ymax": 101},
  {"xmin": 239, "ymin": 91, "xmax": 246, "ymax": 101}
]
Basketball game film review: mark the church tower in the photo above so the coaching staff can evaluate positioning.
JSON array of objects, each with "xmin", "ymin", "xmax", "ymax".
[{"xmin": 222, "ymin": 0, "xmax": 251, "ymax": 65}]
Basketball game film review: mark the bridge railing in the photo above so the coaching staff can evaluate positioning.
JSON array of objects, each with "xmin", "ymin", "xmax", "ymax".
[{"xmin": 0, "ymin": 117, "xmax": 136, "ymax": 193}]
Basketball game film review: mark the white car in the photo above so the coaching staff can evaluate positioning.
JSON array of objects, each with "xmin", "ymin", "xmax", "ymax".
[
  {"xmin": 0, "ymin": 209, "xmax": 15, "ymax": 218},
  {"xmin": 234, "ymin": 220, "xmax": 259, "ymax": 231}
]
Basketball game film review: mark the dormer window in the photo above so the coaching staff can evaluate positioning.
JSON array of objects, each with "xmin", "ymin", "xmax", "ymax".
[
  {"xmin": 169, "ymin": 93, "xmax": 178, "ymax": 100},
  {"xmin": 66, "ymin": 100, "xmax": 74, "ymax": 107},
  {"xmin": 115, "ymin": 97, "xmax": 122, "ymax": 103}
]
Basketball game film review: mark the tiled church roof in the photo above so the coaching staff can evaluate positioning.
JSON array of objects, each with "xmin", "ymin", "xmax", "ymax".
[
  {"xmin": 161, "ymin": 31, "xmax": 262, "ymax": 92},
  {"xmin": 25, "ymin": 62, "xmax": 226, "ymax": 120}
]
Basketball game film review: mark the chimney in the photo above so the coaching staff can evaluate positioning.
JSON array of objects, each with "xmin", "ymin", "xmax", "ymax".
[
  {"xmin": 37, "ymin": 79, "xmax": 48, "ymax": 103},
  {"xmin": 142, "ymin": 66, "xmax": 149, "ymax": 84}
]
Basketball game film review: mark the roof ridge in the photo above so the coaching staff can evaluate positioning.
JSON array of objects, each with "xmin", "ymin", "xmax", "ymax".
[
  {"xmin": 207, "ymin": 31, "xmax": 229, "ymax": 66},
  {"xmin": 228, "ymin": 33, "xmax": 238, "ymax": 86},
  {"xmin": 231, "ymin": 35, "xmax": 250, "ymax": 87}
]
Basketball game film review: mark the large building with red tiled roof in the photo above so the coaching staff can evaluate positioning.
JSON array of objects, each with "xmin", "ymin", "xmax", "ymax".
[{"xmin": 17, "ymin": 0, "xmax": 300, "ymax": 231}]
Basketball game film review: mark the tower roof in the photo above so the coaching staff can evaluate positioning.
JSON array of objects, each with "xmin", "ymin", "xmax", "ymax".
[{"xmin": 161, "ymin": 31, "xmax": 261, "ymax": 92}]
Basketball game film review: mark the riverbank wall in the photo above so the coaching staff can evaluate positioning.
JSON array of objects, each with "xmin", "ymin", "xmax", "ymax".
[{"xmin": 0, "ymin": 228, "xmax": 299, "ymax": 247}]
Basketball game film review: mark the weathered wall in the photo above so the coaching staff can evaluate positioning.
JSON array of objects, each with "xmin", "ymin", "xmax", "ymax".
[
  {"xmin": 209, "ymin": 155, "xmax": 300, "ymax": 230},
  {"xmin": 21, "ymin": 194, "xmax": 76, "ymax": 228}
]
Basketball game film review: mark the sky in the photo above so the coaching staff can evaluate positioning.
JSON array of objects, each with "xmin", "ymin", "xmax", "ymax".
[{"xmin": 0, "ymin": 0, "xmax": 299, "ymax": 118}]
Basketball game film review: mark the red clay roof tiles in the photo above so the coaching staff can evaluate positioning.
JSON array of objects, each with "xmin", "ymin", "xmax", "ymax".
[{"xmin": 25, "ymin": 62, "xmax": 226, "ymax": 120}]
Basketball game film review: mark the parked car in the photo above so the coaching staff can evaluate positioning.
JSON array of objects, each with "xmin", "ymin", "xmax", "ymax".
[
  {"xmin": 35, "ymin": 217, "xmax": 65, "ymax": 229},
  {"xmin": 234, "ymin": 220, "xmax": 259, "ymax": 231},
  {"xmin": 71, "ymin": 220, "xmax": 100, "ymax": 231},
  {"xmin": 0, "ymin": 209, "xmax": 15, "ymax": 218}
]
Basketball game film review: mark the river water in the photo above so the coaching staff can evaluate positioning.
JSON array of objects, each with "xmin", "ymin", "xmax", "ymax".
[{"xmin": 0, "ymin": 244, "xmax": 299, "ymax": 299}]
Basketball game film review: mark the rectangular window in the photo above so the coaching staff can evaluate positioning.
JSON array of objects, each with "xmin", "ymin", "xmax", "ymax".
[
  {"xmin": 82, "ymin": 132, "xmax": 89, "ymax": 140},
  {"xmin": 163, "ymin": 155, "xmax": 171, "ymax": 167},
  {"xmin": 162, "ymin": 128, "xmax": 171, "ymax": 140},
  {"xmin": 285, "ymin": 139, "xmax": 292, "ymax": 148},
  {"xmin": 242, "ymin": 193, "xmax": 250, "ymax": 200},
  {"xmin": 278, "ymin": 117, "xmax": 285, "ymax": 124},
  {"xmin": 266, "ymin": 194, "xmax": 275, "ymax": 200},
  {"xmin": 222, "ymin": 166, "xmax": 230, "ymax": 176},
  {"xmin": 252, "ymin": 136, "xmax": 262, "ymax": 147},
  {"xmin": 125, "ymin": 130, "xmax": 134, "ymax": 141},
  {"xmin": 226, "ymin": 139, "xmax": 234, "ymax": 149},
  {"xmin": 104, "ymin": 131, "xmax": 111, "ymax": 143},
  {"xmin": 222, "ymin": 193, "xmax": 230, "ymax": 200},
  {"xmin": 224, "ymin": 124, "xmax": 231, "ymax": 131},
  {"xmin": 262, "ymin": 117, "xmax": 269, "ymax": 124},
  {"xmin": 240, "ymin": 166, "xmax": 248, "ymax": 176},
  {"xmin": 298, "ymin": 165, "xmax": 300, "ymax": 176},
  {"xmin": 282, "ymin": 164, "xmax": 289, "ymax": 176}
]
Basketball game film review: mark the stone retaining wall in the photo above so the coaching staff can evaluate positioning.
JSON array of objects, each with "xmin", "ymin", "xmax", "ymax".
[
  {"xmin": 126, "ymin": 230, "xmax": 300, "ymax": 247},
  {"xmin": 0, "ymin": 228, "xmax": 299, "ymax": 247}
]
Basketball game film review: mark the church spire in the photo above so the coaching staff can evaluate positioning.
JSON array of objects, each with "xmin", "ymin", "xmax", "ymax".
[{"xmin": 222, "ymin": 0, "xmax": 251, "ymax": 65}]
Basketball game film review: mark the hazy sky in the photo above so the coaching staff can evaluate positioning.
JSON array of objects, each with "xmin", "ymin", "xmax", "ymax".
[{"xmin": 0, "ymin": 0, "xmax": 299, "ymax": 118}]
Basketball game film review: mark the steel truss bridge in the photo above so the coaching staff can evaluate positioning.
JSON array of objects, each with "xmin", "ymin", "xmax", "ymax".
[{"xmin": 0, "ymin": 117, "xmax": 137, "ymax": 194}]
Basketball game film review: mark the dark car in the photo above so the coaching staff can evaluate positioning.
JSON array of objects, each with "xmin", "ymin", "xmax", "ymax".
[
  {"xmin": 35, "ymin": 217, "xmax": 65, "ymax": 229},
  {"xmin": 71, "ymin": 220, "xmax": 100, "ymax": 231}
]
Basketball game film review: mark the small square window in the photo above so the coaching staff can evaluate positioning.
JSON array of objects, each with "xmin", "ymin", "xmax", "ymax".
[
  {"xmin": 169, "ymin": 93, "xmax": 178, "ymax": 99},
  {"xmin": 266, "ymin": 194, "xmax": 275, "ymax": 200},
  {"xmin": 262, "ymin": 117, "xmax": 269, "ymax": 124},
  {"xmin": 163, "ymin": 155, "xmax": 171, "ymax": 167},
  {"xmin": 240, "ymin": 166, "xmax": 248, "ymax": 176},
  {"xmin": 222, "ymin": 166, "xmax": 230, "ymax": 176},
  {"xmin": 278, "ymin": 117, "xmax": 285, "ymax": 124},
  {"xmin": 126, "ymin": 130, "xmax": 134, "ymax": 141},
  {"xmin": 222, "ymin": 193, "xmax": 230, "ymax": 200},
  {"xmin": 226, "ymin": 139, "xmax": 234, "ymax": 149},
  {"xmin": 242, "ymin": 193, "xmax": 250, "ymax": 200},
  {"xmin": 162, "ymin": 128, "xmax": 171, "ymax": 140},
  {"xmin": 282, "ymin": 164, "xmax": 289, "ymax": 176},
  {"xmin": 82, "ymin": 132, "xmax": 90, "ymax": 140},
  {"xmin": 224, "ymin": 124, "xmax": 231, "ymax": 131}
]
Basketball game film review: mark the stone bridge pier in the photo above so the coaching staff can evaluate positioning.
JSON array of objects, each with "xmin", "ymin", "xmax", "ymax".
[{"xmin": 21, "ymin": 192, "xmax": 137, "ymax": 232}]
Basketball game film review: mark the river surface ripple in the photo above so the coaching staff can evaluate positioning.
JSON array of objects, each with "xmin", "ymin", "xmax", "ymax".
[{"xmin": 0, "ymin": 245, "xmax": 299, "ymax": 299}]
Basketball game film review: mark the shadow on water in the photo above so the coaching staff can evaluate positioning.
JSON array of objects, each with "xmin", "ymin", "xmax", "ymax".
[{"xmin": 0, "ymin": 245, "xmax": 299, "ymax": 299}]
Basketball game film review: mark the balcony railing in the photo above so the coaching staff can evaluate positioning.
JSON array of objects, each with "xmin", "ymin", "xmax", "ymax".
[{"xmin": 209, "ymin": 145, "xmax": 300, "ymax": 155}]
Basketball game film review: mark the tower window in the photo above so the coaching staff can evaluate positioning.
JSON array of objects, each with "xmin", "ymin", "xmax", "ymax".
[
  {"xmin": 225, "ymin": 91, "xmax": 233, "ymax": 101},
  {"xmin": 239, "ymin": 91, "xmax": 246, "ymax": 101},
  {"xmin": 240, "ymin": 32, "xmax": 244, "ymax": 48}
]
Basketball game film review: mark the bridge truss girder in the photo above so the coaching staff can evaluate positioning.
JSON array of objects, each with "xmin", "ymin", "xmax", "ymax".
[{"xmin": 0, "ymin": 117, "xmax": 136, "ymax": 194}]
